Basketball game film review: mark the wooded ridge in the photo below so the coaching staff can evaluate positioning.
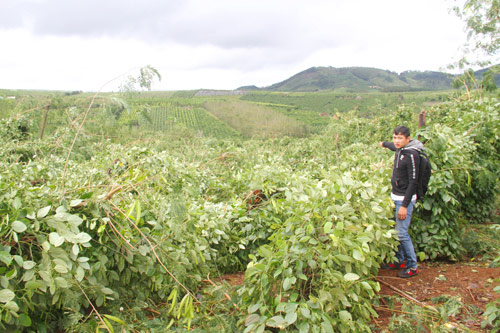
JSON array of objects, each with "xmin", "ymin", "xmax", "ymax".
[{"xmin": 239, "ymin": 65, "xmax": 499, "ymax": 92}]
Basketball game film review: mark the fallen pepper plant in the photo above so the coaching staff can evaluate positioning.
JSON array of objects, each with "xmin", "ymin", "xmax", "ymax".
[{"xmin": 0, "ymin": 93, "xmax": 498, "ymax": 332}]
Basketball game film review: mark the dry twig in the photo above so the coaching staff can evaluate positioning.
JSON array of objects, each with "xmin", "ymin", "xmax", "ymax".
[
  {"xmin": 107, "ymin": 201, "xmax": 198, "ymax": 304},
  {"xmin": 76, "ymin": 280, "xmax": 111, "ymax": 333},
  {"xmin": 376, "ymin": 277, "xmax": 439, "ymax": 314},
  {"xmin": 203, "ymin": 273, "xmax": 241, "ymax": 311}
]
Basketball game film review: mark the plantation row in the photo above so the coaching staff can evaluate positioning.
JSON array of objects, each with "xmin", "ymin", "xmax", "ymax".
[
  {"xmin": 0, "ymin": 91, "xmax": 498, "ymax": 331},
  {"xmin": 121, "ymin": 98, "xmax": 315, "ymax": 139},
  {"xmin": 126, "ymin": 103, "xmax": 241, "ymax": 138},
  {"xmin": 241, "ymin": 90, "xmax": 454, "ymax": 119}
]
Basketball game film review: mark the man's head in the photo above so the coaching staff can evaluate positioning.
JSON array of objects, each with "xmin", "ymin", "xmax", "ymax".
[{"xmin": 392, "ymin": 125, "xmax": 411, "ymax": 149}]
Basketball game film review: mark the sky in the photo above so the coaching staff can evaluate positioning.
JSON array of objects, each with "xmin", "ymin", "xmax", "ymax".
[{"xmin": 0, "ymin": 0, "xmax": 468, "ymax": 92}]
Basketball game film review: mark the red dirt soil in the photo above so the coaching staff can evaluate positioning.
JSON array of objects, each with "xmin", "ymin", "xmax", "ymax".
[
  {"xmin": 375, "ymin": 261, "xmax": 500, "ymax": 331},
  {"xmin": 220, "ymin": 262, "xmax": 500, "ymax": 331}
]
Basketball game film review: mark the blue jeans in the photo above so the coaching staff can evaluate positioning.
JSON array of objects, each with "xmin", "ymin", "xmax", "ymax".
[{"xmin": 394, "ymin": 200, "xmax": 417, "ymax": 269}]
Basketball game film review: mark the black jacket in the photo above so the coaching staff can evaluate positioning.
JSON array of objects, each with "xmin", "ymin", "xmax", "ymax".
[{"xmin": 382, "ymin": 140, "xmax": 423, "ymax": 207}]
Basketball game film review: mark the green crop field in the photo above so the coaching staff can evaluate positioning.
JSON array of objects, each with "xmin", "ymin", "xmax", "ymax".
[
  {"xmin": 144, "ymin": 103, "xmax": 241, "ymax": 138},
  {"xmin": 241, "ymin": 90, "xmax": 455, "ymax": 118}
]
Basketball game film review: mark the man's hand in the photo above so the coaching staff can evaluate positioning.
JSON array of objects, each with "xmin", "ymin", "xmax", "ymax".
[
  {"xmin": 380, "ymin": 142, "xmax": 384, "ymax": 147},
  {"xmin": 398, "ymin": 206, "xmax": 407, "ymax": 220}
]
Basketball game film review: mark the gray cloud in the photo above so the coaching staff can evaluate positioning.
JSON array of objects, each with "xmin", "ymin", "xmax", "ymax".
[
  {"xmin": 4, "ymin": 1, "xmax": 181, "ymax": 37},
  {"xmin": 0, "ymin": 0, "xmax": 467, "ymax": 91},
  {"xmin": 1, "ymin": 0, "xmax": 346, "ymax": 50}
]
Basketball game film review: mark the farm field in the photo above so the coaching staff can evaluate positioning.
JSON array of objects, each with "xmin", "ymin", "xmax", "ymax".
[
  {"xmin": 202, "ymin": 99, "xmax": 310, "ymax": 138},
  {"xmin": 0, "ymin": 89, "xmax": 457, "ymax": 141},
  {"xmin": 0, "ymin": 88, "xmax": 499, "ymax": 332}
]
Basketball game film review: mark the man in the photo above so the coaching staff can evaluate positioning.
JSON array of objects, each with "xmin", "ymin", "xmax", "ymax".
[{"xmin": 380, "ymin": 125, "xmax": 424, "ymax": 278}]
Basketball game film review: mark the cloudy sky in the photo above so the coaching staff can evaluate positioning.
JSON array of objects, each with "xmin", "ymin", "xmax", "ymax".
[{"xmin": 1, "ymin": 0, "xmax": 467, "ymax": 92}]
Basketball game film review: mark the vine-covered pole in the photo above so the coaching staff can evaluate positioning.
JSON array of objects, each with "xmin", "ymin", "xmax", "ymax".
[
  {"xmin": 417, "ymin": 109, "xmax": 426, "ymax": 141},
  {"xmin": 39, "ymin": 104, "xmax": 50, "ymax": 139},
  {"xmin": 418, "ymin": 109, "xmax": 426, "ymax": 128}
]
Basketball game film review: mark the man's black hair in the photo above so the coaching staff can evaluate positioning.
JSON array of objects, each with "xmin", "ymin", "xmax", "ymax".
[{"xmin": 393, "ymin": 125, "xmax": 410, "ymax": 137}]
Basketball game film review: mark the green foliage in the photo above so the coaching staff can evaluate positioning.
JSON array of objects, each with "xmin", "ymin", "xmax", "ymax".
[
  {"xmin": 482, "ymin": 286, "xmax": 500, "ymax": 331},
  {"xmin": 427, "ymin": 96, "xmax": 500, "ymax": 222},
  {"xmin": 452, "ymin": 69, "xmax": 478, "ymax": 91},
  {"xmin": 106, "ymin": 97, "xmax": 130, "ymax": 119},
  {"xmin": 0, "ymin": 85, "xmax": 499, "ymax": 331},
  {"xmin": 482, "ymin": 225, "xmax": 500, "ymax": 330},
  {"xmin": 481, "ymin": 67, "xmax": 499, "ymax": 91},
  {"xmin": 0, "ymin": 115, "xmax": 33, "ymax": 142},
  {"xmin": 0, "ymin": 98, "xmax": 18, "ymax": 118},
  {"xmin": 143, "ymin": 103, "xmax": 241, "ymax": 138},
  {"xmin": 404, "ymin": 95, "xmax": 500, "ymax": 260},
  {"xmin": 119, "ymin": 65, "xmax": 161, "ymax": 93},
  {"xmin": 242, "ymin": 90, "xmax": 452, "ymax": 120},
  {"xmin": 411, "ymin": 126, "xmax": 473, "ymax": 260},
  {"xmin": 453, "ymin": 0, "xmax": 500, "ymax": 66},
  {"xmin": 0, "ymin": 123, "xmax": 321, "ymax": 330},
  {"xmin": 385, "ymin": 295, "xmax": 476, "ymax": 332},
  {"xmin": 462, "ymin": 224, "xmax": 500, "ymax": 260},
  {"xmin": 0, "ymin": 136, "xmax": 233, "ymax": 330},
  {"xmin": 237, "ymin": 145, "xmax": 396, "ymax": 332}
]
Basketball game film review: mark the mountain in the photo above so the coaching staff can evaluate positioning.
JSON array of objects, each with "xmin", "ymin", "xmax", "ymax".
[
  {"xmin": 258, "ymin": 66, "xmax": 455, "ymax": 92},
  {"xmin": 236, "ymin": 85, "xmax": 260, "ymax": 91},
  {"xmin": 473, "ymin": 66, "xmax": 500, "ymax": 85},
  {"xmin": 238, "ymin": 66, "xmax": 499, "ymax": 92}
]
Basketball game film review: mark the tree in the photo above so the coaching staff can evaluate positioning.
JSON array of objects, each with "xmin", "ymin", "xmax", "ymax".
[
  {"xmin": 116, "ymin": 66, "xmax": 160, "ymax": 127},
  {"xmin": 119, "ymin": 65, "xmax": 162, "ymax": 94},
  {"xmin": 481, "ymin": 65, "xmax": 499, "ymax": 91},
  {"xmin": 453, "ymin": 0, "xmax": 500, "ymax": 68},
  {"xmin": 452, "ymin": 68, "xmax": 478, "ymax": 98}
]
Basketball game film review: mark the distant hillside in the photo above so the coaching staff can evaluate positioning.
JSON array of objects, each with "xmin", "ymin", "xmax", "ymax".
[
  {"xmin": 473, "ymin": 66, "xmax": 500, "ymax": 85},
  {"xmin": 261, "ymin": 67, "xmax": 455, "ymax": 92}
]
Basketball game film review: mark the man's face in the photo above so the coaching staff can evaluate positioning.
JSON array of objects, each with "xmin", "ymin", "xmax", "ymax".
[{"xmin": 393, "ymin": 133, "xmax": 411, "ymax": 149}]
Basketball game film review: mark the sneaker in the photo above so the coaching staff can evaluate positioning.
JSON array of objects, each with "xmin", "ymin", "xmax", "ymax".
[
  {"xmin": 381, "ymin": 262, "xmax": 406, "ymax": 270},
  {"xmin": 397, "ymin": 268, "xmax": 418, "ymax": 278}
]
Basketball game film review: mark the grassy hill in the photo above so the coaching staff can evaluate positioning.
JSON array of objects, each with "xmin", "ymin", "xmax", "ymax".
[{"xmin": 262, "ymin": 66, "xmax": 455, "ymax": 92}]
